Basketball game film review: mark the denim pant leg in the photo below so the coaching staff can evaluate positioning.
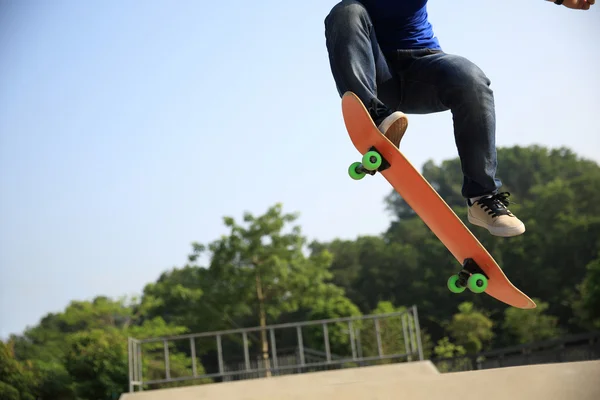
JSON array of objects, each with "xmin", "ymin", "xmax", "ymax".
[
  {"xmin": 390, "ymin": 51, "xmax": 502, "ymax": 198},
  {"xmin": 324, "ymin": 0, "xmax": 400, "ymax": 125}
]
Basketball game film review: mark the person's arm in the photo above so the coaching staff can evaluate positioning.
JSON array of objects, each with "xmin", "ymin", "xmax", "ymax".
[{"xmin": 547, "ymin": 0, "xmax": 595, "ymax": 10}]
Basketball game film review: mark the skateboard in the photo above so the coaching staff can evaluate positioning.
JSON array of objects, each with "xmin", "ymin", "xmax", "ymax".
[{"xmin": 341, "ymin": 91, "xmax": 536, "ymax": 310}]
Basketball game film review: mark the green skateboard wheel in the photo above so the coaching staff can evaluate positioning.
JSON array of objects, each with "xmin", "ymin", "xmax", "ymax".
[
  {"xmin": 348, "ymin": 162, "xmax": 366, "ymax": 180},
  {"xmin": 362, "ymin": 151, "xmax": 382, "ymax": 171},
  {"xmin": 467, "ymin": 273, "xmax": 488, "ymax": 293},
  {"xmin": 447, "ymin": 275, "xmax": 466, "ymax": 294}
]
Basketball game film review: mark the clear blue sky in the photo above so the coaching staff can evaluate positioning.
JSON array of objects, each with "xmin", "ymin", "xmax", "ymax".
[{"xmin": 1, "ymin": 1, "xmax": 598, "ymax": 339}]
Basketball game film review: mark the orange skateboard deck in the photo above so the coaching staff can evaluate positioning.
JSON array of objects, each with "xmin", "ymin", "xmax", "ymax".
[{"xmin": 341, "ymin": 91, "xmax": 536, "ymax": 309}]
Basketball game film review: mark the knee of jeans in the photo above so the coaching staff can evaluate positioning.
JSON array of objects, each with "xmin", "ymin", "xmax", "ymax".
[
  {"xmin": 325, "ymin": 0, "xmax": 371, "ymax": 32},
  {"xmin": 445, "ymin": 56, "xmax": 492, "ymax": 89}
]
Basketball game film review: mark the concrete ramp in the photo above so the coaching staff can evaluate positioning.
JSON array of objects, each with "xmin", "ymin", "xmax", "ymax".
[{"xmin": 120, "ymin": 360, "xmax": 600, "ymax": 400}]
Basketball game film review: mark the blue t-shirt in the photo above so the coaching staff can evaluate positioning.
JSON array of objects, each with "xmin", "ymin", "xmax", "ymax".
[{"xmin": 359, "ymin": 0, "xmax": 441, "ymax": 51}]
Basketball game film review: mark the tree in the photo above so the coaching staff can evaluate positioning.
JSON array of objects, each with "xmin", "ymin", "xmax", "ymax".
[
  {"xmin": 433, "ymin": 337, "xmax": 466, "ymax": 359},
  {"xmin": 141, "ymin": 265, "xmax": 227, "ymax": 334},
  {"xmin": 0, "ymin": 340, "xmax": 39, "ymax": 400},
  {"xmin": 303, "ymin": 295, "xmax": 362, "ymax": 357},
  {"xmin": 502, "ymin": 300, "xmax": 562, "ymax": 344},
  {"xmin": 573, "ymin": 253, "xmax": 600, "ymax": 330},
  {"xmin": 190, "ymin": 203, "xmax": 359, "ymax": 376},
  {"xmin": 63, "ymin": 329, "xmax": 129, "ymax": 399},
  {"xmin": 9, "ymin": 296, "xmax": 198, "ymax": 398},
  {"xmin": 446, "ymin": 302, "xmax": 494, "ymax": 354},
  {"xmin": 431, "ymin": 337, "xmax": 470, "ymax": 373},
  {"xmin": 359, "ymin": 301, "xmax": 408, "ymax": 361},
  {"xmin": 378, "ymin": 145, "xmax": 600, "ymax": 345},
  {"xmin": 308, "ymin": 238, "xmax": 371, "ymax": 310},
  {"xmin": 310, "ymin": 233, "xmax": 451, "ymax": 322},
  {"xmin": 9, "ymin": 297, "xmax": 136, "ymax": 400},
  {"xmin": 9, "ymin": 314, "xmax": 76, "ymax": 400}
]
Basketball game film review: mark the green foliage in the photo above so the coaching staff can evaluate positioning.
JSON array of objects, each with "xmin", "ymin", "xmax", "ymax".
[
  {"xmin": 303, "ymin": 295, "xmax": 362, "ymax": 355},
  {"xmin": 127, "ymin": 317, "xmax": 210, "ymax": 389},
  {"xmin": 502, "ymin": 299, "xmax": 563, "ymax": 344},
  {"xmin": 360, "ymin": 302, "xmax": 409, "ymax": 362},
  {"xmin": 6, "ymin": 145, "xmax": 599, "ymax": 396},
  {"xmin": 0, "ymin": 382, "xmax": 20, "ymax": 400},
  {"xmin": 573, "ymin": 253, "xmax": 600, "ymax": 329},
  {"xmin": 64, "ymin": 329, "xmax": 129, "ymax": 399},
  {"xmin": 200, "ymin": 203, "xmax": 349, "ymax": 322},
  {"xmin": 446, "ymin": 302, "xmax": 494, "ymax": 354},
  {"xmin": 32, "ymin": 360, "xmax": 75, "ymax": 400},
  {"xmin": 0, "ymin": 341, "xmax": 39, "ymax": 400},
  {"xmin": 142, "ymin": 203, "xmax": 363, "ymax": 376},
  {"xmin": 8, "ymin": 297, "xmax": 197, "ymax": 399},
  {"xmin": 325, "ymin": 145, "xmax": 600, "ymax": 346},
  {"xmin": 433, "ymin": 337, "xmax": 466, "ymax": 359}
]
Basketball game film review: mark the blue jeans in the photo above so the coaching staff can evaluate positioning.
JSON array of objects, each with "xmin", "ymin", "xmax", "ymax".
[{"xmin": 324, "ymin": 0, "xmax": 501, "ymax": 198}]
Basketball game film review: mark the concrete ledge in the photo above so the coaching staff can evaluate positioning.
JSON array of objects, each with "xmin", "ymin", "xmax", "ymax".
[{"xmin": 120, "ymin": 360, "xmax": 600, "ymax": 400}]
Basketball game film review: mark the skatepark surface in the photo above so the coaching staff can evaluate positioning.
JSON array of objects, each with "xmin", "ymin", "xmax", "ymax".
[{"xmin": 120, "ymin": 359, "xmax": 600, "ymax": 400}]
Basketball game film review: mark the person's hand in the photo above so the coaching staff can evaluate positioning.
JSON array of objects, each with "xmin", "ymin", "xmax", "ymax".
[{"xmin": 561, "ymin": 0, "xmax": 595, "ymax": 10}]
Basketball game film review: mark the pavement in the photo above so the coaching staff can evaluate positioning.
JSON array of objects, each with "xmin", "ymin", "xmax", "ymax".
[{"xmin": 120, "ymin": 359, "xmax": 600, "ymax": 400}]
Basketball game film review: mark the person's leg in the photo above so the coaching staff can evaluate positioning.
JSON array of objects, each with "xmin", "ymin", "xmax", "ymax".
[
  {"xmin": 393, "ymin": 51, "xmax": 500, "ymax": 197},
  {"xmin": 324, "ymin": 0, "xmax": 407, "ymax": 146},
  {"xmin": 388, "ymin": 50, "xmax": 525, "ymax": 237}
]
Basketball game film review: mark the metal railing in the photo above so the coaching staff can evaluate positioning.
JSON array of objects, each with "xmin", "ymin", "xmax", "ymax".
[
  {"xmin": 432, "ymin": 331, "xmax": 600, "ymax": 373},
  {"xmin": 128, "ymin": 305, "xmax": 423, "ymax": 392}
]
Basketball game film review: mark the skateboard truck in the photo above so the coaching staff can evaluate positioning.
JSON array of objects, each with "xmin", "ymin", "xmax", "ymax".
[
  {"xmin": 348, "ymin": 146, "xmax": 391, "ymax": 180},
  {"xmin": 448, "ymin": 258, "xmax": 490, "ymax": 295}
]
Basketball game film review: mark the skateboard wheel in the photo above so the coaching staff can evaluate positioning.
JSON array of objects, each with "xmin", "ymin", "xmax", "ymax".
[
  {"xmin": 362, "ymin": 151, "xmax": 382, "ymax": 171},
  {"xmin": 348, "ymin": 162, "xmax": 366, "ymax": 180},
  {"xmin": 447, "ymin": 275, "xmax": 466, "ymax": 294},
  {"xmin": 467, "ymin": 273, "xmax": 488, "ymax": 293}
]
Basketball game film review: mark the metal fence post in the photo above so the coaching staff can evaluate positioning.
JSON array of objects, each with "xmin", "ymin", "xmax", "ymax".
[
  {"xmin": 190, "ymin": 337, "xmax": 197, "ymax": 377},
  {"xmin": 163, "ymin": 340, "xmax": 171, "ymax": 380},
  {"xmin": 136, "ymin": 341, "xmax": 143, "ymax": 391},
  {"xmin": 323, "ymin": 323, "xmax": 331, "ymax": 363},
  {"xmin": 217, "ymin": 335, "xmax": 224, "ymax": 376},
  {"xmin": 412, "ymin": 305, "xmax": 424, "ymax": 361},
  {"xmin": 128, "ymin": 338, "xmax": 134, "ymax": 392},
  {"xmin": 270, "ymin": 328, "xmax": 279, "ymax": 373},
  {"xmin": 296, "ymin": 326, "xmax": 305, "ymax": 366},
  {"xmin": 349, "ymin": 321, "xmax": 357, "ymax": 360},
  {"xmin": 243, "ymin": 332, "xmax": 251, "ymax": 371},
  {"xmin": 401, "ymin": 314, "xmax": 411, "ymax": 361},
  {"xmin": 375, "ymin": 318, "xmax": 383, "ymax": 357}
]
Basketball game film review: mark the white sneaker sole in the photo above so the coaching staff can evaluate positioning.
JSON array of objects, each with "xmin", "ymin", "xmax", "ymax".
[
  {"xmin": 467, "ymin": 213, "xmax": 526, "ymax": 237},
  {"xmin": 378, "ymin": 111, "xmax": 408, "ymax": 147}
]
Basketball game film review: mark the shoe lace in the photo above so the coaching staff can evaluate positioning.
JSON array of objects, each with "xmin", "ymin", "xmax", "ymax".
[{"xmin": 477, "ymin": 192, "xmax": 514, "ymax": 217}]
